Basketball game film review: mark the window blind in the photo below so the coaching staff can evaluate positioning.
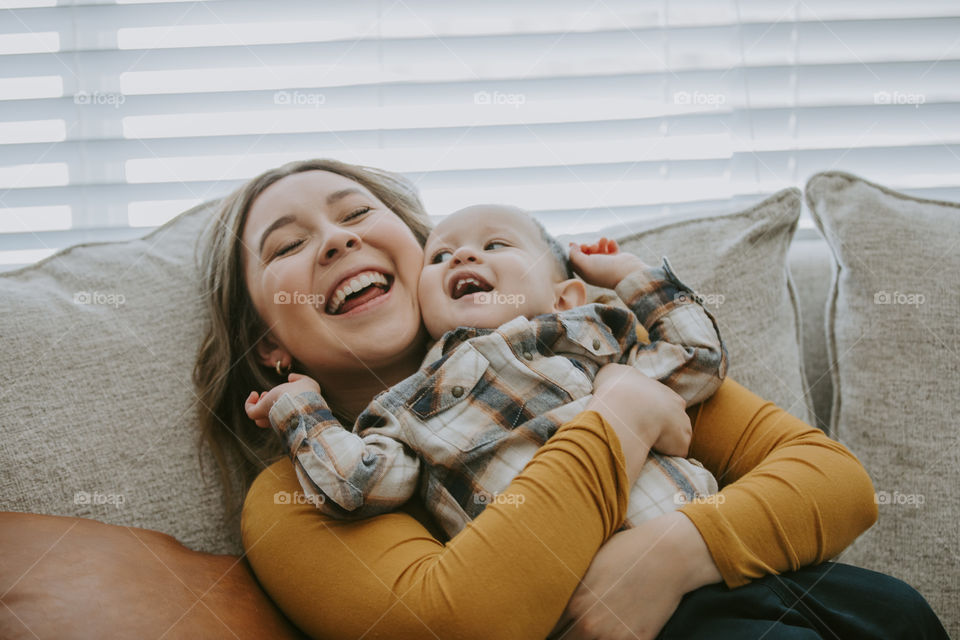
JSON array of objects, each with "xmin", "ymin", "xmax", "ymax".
[{"xmin": 2, "ymin": 0, "xmax": 959, "ymax": 271}]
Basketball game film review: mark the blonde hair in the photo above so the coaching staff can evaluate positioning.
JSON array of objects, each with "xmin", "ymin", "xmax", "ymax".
[{"xmin": 192, "ymin": 158, "xmax": 432, "ymax": 517}]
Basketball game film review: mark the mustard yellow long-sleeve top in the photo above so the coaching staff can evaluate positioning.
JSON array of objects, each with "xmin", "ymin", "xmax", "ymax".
[{"xmin": 241, "ymin": 378, "xmax": 878, "ymax": 640}]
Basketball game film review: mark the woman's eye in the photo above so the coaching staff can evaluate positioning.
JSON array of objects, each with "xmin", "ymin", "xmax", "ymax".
[
  {"xmin": 485, "ymin": 241, "xmax": 507, "ymax": 250},
  {"xmin": 431, "ymin": 250, "xmax": 452, "ymax": 264},
  {"xmin": 273, "ymin": 239, "xmax": 302, "ymax": 258},
  {"xmin": 344, "ymin": 206, "xmax": 371, "ymax": 221}
]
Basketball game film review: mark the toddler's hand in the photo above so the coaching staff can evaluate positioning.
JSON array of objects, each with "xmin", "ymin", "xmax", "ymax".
[
  {"xmin": 244, "ymin": 373, "xmax": 322, "ymax": 429},
  {"xmin": 568, "ymin": 237, "xmax": 649, "ymax": 290}
]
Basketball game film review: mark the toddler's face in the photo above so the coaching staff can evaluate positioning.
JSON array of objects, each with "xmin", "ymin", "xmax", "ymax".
[{"xmin": 418, "ymin": 205, "xmax": 565, "ymax": 340}]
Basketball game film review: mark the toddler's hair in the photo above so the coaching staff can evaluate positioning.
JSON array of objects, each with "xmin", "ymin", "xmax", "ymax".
[{"xmin": 527, "ymin": 215, "xmax": 575, "ymax": 281}]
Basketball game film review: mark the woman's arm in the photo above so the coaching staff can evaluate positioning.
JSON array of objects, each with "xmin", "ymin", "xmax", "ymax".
[
  {"xmin": 679, "ymin": 377, "xmax": 878, "ymax": 586},
  {"xmin": 242, "ymin": 411, "xmax": 629, "ymax": 640},
  {"xmin": 553, "ymin": 376, "xmax": 878, "ymax": 639}
]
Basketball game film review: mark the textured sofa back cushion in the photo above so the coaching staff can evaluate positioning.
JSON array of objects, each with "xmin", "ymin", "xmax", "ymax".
[
  {"xmin": 787, "ymin": 237, "xmax": 835, "ymax": 432},
  {"xmin": 0, "ymin": 201, "xmax": 244, "ymax": 554},
  {"xmin": 807, "ymin": 171, "xmax": 959, "ymax": 636},
  {"xmin": 593, "ymin": 188, "xmax": 813, "ymax": 424}
]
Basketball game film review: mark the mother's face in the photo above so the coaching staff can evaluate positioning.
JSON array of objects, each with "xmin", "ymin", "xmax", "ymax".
[{"xmin": 242, "ymin": 170, "xmax": 427, "ymax": 379}]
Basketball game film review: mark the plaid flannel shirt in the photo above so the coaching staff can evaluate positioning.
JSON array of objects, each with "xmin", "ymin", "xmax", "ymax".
[{"xmin": 269, "ymin": 257, "xmax": 728, "ymax": 538}]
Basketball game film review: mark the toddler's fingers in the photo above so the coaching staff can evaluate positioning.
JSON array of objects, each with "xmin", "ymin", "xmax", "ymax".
[
  {"xmin": 578, "ymin": 241, "xmax": 601, "ymax": 255},
  {"xmin": 245, "ymin": 397, "xmax": 261, "ymax": 420}
]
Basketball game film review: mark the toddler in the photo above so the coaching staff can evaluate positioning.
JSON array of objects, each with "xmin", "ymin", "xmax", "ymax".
[{"xmin": 248, "ymin": 204, "xmax": 727, "ymax": 537}]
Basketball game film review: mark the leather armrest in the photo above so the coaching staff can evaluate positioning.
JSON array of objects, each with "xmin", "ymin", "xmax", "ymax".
[{"xmin": 0, "ymin": 512, "xmax": 306, "ymax": 639}]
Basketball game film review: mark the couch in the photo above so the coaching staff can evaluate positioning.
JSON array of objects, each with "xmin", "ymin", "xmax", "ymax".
[{"xmin": 1, "ymin": 171, "xmax": 956, "ymax": 638}]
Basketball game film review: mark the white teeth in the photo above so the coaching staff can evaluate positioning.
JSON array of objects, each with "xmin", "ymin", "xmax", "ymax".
[
  {"xmin": 454, "ymin": 277, "xmax": 483, "ymax": 296},
  {"xmin": 327, "ymin": 270, "xmax": 389, "ymax": 314}
]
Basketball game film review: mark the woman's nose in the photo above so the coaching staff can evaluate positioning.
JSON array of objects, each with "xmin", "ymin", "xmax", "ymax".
[
  {"xmin": 451, "ymin": 246, "xmax": 480, "ymax": 265},
  {"xmin": 317, "ymin": 227, "xmax": 362, "ymax": 264}
]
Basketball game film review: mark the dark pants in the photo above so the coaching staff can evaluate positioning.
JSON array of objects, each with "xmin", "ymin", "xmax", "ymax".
[{"xmin": 657, "ymin": 562, "xmax": 949, "ymax": 639}]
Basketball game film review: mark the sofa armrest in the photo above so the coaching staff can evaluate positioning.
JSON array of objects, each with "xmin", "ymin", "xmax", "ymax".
[{"xmin": 0, "ymin": 512, "xmax": 306, "ymax": 639}]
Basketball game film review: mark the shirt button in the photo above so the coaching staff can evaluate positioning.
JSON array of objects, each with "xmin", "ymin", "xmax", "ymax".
[
  {"xmin": 523, "ymin": 351, "xmax": 533, "ymax": 361},
  {"xmin": 592, "ymin": 339, "xmax": 601, "ymax": 350},
  {"xmin": 451, "ymin": 385, "xmax": 464, "ymax": 398}
]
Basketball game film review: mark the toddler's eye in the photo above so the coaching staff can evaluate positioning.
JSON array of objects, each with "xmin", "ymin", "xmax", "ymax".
[
  {"xmin": 485, "ymin": 241, "xmax": 507, "ymax": 250},
  {"xmin": 431, "ymin": 250, "xmax": 452, "ymax": 264}
]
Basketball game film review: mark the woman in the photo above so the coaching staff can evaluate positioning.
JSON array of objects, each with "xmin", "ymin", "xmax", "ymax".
[{"xmin": 194, "ymin": 159, "xmax": 946, "ymax": 639}]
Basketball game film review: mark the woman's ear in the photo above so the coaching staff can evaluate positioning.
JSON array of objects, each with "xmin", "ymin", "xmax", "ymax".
[
  {"xmin": 255, "ymin": 333, "xmax": 290, "ymax": 369},
  {"xmin": 553, "ymin": 278, "xmax": 587, "ymax": 312}
]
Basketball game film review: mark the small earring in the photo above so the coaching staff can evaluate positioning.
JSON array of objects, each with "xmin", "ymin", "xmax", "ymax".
[{"xmin": 275, "ymin": 360, "xmax": 290, "ymax": 376}]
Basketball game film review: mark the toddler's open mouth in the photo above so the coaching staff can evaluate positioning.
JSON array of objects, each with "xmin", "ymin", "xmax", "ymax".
[{"xmin": 449, "ymin": 271, "xmax": 494, "ymax": 300}]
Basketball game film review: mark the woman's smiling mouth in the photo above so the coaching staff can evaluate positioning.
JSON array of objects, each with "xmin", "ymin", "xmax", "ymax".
[{"xmin": 325, "ymin": 270, "xmax": 394, "ymax": 315}]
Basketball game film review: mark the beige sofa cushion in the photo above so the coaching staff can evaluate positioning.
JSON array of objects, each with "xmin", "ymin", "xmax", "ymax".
[
  {"xmin": 788, "ymin": 237, "xmax": 835, "ymax": 432},
  {"xmin": 574, "ymin": 187, "xmax": 813, "ymax": 424},
  {"xmin": 0, "ymin": 201, "xmax": 243, "ymax": 554},
  {"xmin": 807, "ymin": 170, "xmax": 959, "ymax": 636}
]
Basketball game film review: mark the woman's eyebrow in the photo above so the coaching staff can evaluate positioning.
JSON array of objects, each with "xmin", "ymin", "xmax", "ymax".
[
  {"xmin": 258, "ymin": 214, "xmax": 297, "ymax": 256},
  {"xmin": 326, "ymin": 188, "xmax": 365, "ymax": 205}
]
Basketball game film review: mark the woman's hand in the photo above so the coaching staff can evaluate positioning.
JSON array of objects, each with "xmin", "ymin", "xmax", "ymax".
[
  {"xmin": 244, "ymin": 373, "xmax": 321, "ymax": 429},
  {"xmin": 587, "ymin": 364, "xmax": 692, "ymax": 483},
  {"xmin": 550, "ymin": 511, "xmax": 723, "ymax": 640}
]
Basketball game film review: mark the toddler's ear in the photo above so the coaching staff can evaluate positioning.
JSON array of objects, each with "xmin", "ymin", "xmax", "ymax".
[{"xmin": 553, "ymin": 278, "xmax": 587, "ymax": 311}]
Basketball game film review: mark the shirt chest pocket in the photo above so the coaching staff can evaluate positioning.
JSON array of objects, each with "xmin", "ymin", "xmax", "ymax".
[
  {"xmin": 559, "ymin": 315, "xmax": 622, "ymax": 360},
  {"xmin": 407, "ymin": 343, "xmax": 502, "ymax": 453}
]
